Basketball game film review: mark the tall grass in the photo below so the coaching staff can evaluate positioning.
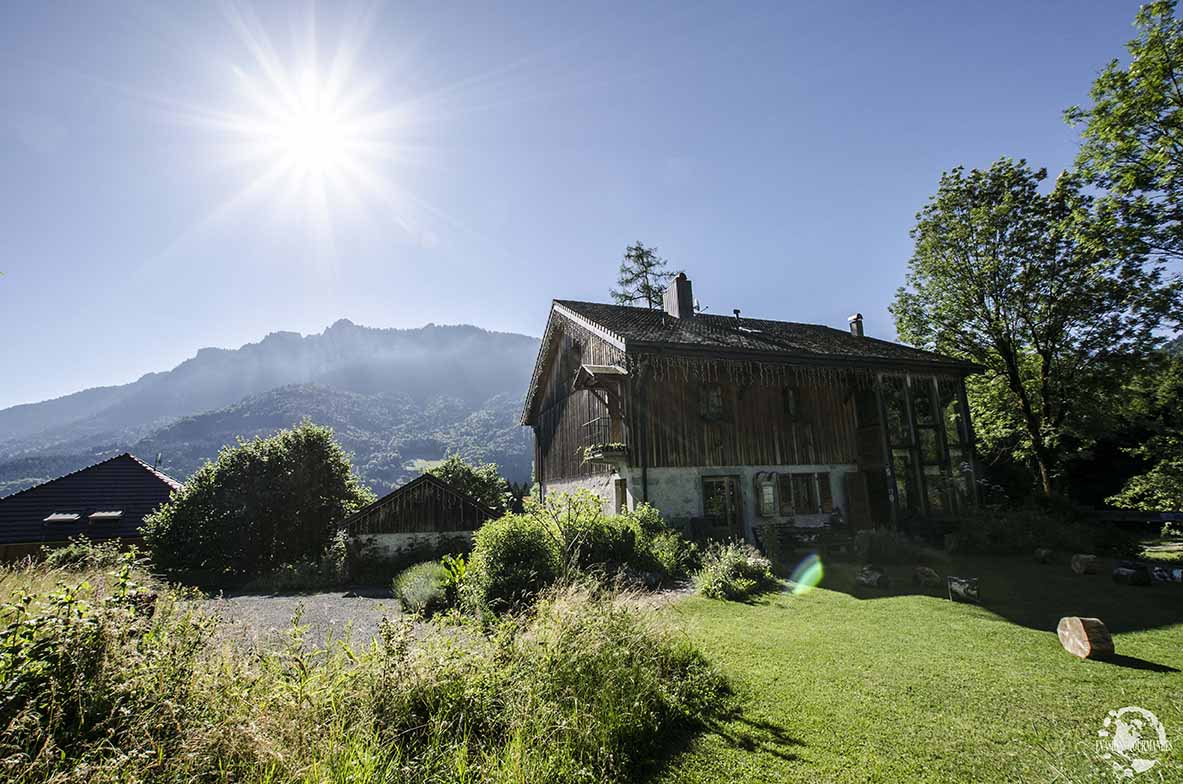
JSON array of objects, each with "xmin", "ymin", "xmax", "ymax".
[{"xmin": 0, "ymin": 556, "xmax": 728, "ymax": 784}]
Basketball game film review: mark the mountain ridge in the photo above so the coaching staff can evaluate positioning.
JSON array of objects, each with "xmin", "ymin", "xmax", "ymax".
[{"xmin": 0, "ymin": 320, "xmax": 540, "ymax": 497}]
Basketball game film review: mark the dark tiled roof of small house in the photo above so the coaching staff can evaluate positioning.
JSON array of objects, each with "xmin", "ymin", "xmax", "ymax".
[
  {"xmin": 0, "ymin": 453, "xmax": 181, "ymax": 545},
  {"xmin": 553, "ymin": 300, "xmax": 975, "ymax": 369}
]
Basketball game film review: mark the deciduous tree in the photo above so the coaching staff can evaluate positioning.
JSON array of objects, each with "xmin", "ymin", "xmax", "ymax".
[
  {"xmin": 143, "ymin": 420, "xmax": 375, "ymax": 578},
  {"xmin": 1067, "ymin": 0, "xmax": 1183, "ymax": 263},
  {"xmin": 892, "ymin": 159, "xmax": 1180, "ymax": 497},
  {"xmin": 428, "ymin": 454, "xmax": 511, "ymax": 515}
]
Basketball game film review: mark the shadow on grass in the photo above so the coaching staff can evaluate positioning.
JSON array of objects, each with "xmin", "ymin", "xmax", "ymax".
[
  {"xmin": 789, "ymin": 554, "xmax": 1183, "ymax": 635},
  {"xmin": 1100, "ymin": 654, "xmax": 1180, "ymax": 673},
  {"xmin": 639, "ymin": 709, "xmax": 804, "ymax": 781}
]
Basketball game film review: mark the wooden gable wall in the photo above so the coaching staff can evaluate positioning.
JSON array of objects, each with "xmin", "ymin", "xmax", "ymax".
[
  {"xmin": 347, "ymin": 477, "xmax": 492, "ymax": 535},
  {"xmin": 535, "ymin": 318, "xmax": 628, "ymax": 482}
]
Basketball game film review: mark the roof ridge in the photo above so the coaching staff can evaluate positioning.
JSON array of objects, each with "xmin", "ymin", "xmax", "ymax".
[{"xmin": 0, "ymin": 453, "xmax": 180, "ymax": 501}]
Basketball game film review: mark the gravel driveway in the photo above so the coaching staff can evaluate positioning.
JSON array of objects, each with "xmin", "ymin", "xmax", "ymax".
[{"xmin": 201, "ymin": 590, "xmax": 402, "ymax": 649}]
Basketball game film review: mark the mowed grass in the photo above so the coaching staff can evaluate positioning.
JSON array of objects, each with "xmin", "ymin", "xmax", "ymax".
[{"xmin": 655, "ymin": 555, "xmax": 1183, "ymax": 784}]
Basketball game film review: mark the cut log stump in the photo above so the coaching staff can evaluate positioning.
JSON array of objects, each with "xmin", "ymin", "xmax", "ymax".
[
  {"xmin": 1071, "ymin": 554, "xmax": 1099, "ymax": 575},
  {"xmin": 912, "ymin": 566, "xmax": 942, "ymax": 588},
  {"xmin": 1034, "ymin": 547, "xmax": 1054, "ymax": 564},
  {"xmin": 856, "ymin": 564, "xmax": 890, "ymax": 589},
  {"xmin": 946, "ymin": 575, "xmax": 981, "ymax": 604},
  {"xmin": 1057, "ymin": 616, "xmax": 1114, "ymax": 659}
]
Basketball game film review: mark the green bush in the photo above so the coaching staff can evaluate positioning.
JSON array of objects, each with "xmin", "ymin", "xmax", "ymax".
[
  {"xmin": 694, "ymin": 542, "xmax": 779, "ymax": 601},
  {"xmin": 40, "ymin": 536, "xmax": 133, "ymax": 571},
  {"xmin": 143, "ymin": 421, "xmax": 374, "ymax": 581},
  {"xmin": 392, "ymin": 561, "xmax": 450, "ymax": 616},
  {"xmin": 1163, "ymin": 520, "xmax": 1183, "ymax": 539},
  {"xmin": 467, "ymin": 513, "xmax": 562, "ymax": 612},
  {"xmin": 647, "ymin": 530, "xmax": 702, "ymax": 579},
  {"xmin": 0, "ymin": 559, "xmax": 212, "ymax": 777}
]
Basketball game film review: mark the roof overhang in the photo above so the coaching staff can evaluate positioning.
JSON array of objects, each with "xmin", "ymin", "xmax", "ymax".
[{"xmin": 572, "ymin": 364, "xmax": 628, "ymax": 391}]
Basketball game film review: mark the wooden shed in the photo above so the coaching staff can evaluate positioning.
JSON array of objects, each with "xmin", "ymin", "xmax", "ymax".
[{"xmin": 341, "ymin": 473, "xmax": 496, "ymax": 556}]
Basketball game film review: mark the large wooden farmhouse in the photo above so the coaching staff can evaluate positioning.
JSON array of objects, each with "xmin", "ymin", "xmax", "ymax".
[{"xmin": 521, "ymin": 274, "xmax": 979, "ymax": 540}]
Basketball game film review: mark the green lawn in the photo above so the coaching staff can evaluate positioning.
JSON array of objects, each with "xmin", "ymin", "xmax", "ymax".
[{"xmin": 655, "ymin": 556, "xmax": 1183, "ymax": 783}]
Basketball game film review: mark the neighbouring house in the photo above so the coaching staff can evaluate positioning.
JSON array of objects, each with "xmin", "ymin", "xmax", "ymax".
[
  {"xmin": 0, "ymin": 453, "xmax": 181, "ymax": 560},
  {"xmin": 341, "ymin": 472, "xmax": 497, "ymax": 560},
  {"xmin": 521, "ymin": 274, "xmax": 980, "ymax": 542}
]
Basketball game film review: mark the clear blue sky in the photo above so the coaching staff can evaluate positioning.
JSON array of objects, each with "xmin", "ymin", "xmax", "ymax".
[{"xmin": 0, "ymin": 1, "xmax": 1146, "ymax": 410}]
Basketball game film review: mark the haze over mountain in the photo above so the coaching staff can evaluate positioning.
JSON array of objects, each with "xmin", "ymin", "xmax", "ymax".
[{"xmin": 0, "ymin": 320, "xmax": 539, "ymax": 497}]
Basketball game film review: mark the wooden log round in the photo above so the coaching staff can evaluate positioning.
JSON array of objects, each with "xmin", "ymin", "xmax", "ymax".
[
  {"xmin": 946, "ymin": 575, "xmax": 981, "ymax": 604},
  {"xmin": 1071, "ymin": 554, "xmax": 1099, "ymax": 575},
  {"xmin": 1057, "ymin": 616, "xmax": 1114, "ymax": 659},
  {"xmin": 856, "ymin": 565, "xmax": 889, "ymax": 589},
  {"xmin": 1112, "ymin": 565, "xmax": 1152, "ymax": 586}
]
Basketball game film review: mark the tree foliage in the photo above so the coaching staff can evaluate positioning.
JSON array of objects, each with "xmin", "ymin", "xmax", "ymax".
[
  {"xmin": 427, "ymin": 454, "xmax": 511, "ymax": 515},
  {"xmin": 610, "ymin": 241, "xmax": 677, "ymax": 309},
  {"xmin": 1067, "ymin": 0, "xmax": 1183, "ymax": 262},
  {"xmin": 143, "ymin": 421, "xmax": 375, "ymax": 578},
  {"xmin": 892, "ymin": 159, "xmax": 1180, "ymax": 496}
]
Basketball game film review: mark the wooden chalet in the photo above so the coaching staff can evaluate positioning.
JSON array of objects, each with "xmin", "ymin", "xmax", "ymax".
[
  {"xmin": 342, "ymin": 472, "xmax": 496, "ymax": 541},
  {"xmin": 521, "ymin": 274, "xmax": 980, "ymax": 541},
  {"xmin": 0, "ymin": 453, "xmax": 181, "ymax": 560}
]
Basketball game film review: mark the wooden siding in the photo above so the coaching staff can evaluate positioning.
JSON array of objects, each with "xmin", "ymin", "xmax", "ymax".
[
  {"xmin": 347, "ymin": 476, "xmax": 492, "ymax": 535},
  {"xmin": 535, "ymin": 319, "xmax": 628, "ymax": 482},
  {"xmin": 632, "ymin": 359, "xmax": 860, "ymax": 468}
]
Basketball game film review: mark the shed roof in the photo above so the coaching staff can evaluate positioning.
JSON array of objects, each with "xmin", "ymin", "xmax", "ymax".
[
  {"xmin": 340, "ymin": 472, "xmax": 497, "ymax": 532},
  {"xmin": 0, "ymin": 453, "xmax": 181, "ymax": 545}
]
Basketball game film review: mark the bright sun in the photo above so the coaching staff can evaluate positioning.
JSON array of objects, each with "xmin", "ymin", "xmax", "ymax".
[
  {"xmin": 271, "ymin": 97, "xmax": 351, "ymax": 176},
  {"xmin": 171, "ymin": 4, "xmax": 451, "ymax": 256}
]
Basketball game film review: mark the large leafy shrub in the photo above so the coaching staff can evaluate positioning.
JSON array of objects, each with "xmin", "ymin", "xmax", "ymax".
[
  {"xmin": 467, "ymin": 513, "xmax": 562, "ymax": 612},
  {"xmin": 694, "ymin": 543, "xmax": 779, "ymax": 601},
  {"xmin": 143, "ymin": 421, "xmax": 374, "ymax": 580},
  {"xmin": 40, "ymin": 536, "xmax": 132, "ymax": 571}
]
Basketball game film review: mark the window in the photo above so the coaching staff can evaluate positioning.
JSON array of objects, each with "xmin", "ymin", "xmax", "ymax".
[
  {"xmin": 43, "ymin": 512, "xmax": 80, "ymax": 523},
  {"xmin": 777, "ymin": 472, "xmax": 822, "ymax": 515},
  {"xmin": 758, "ymin": 481, "xmax": 776, "ymax": 517},
  {"xmin": 782, "ymin": 386, "xmax": 799, "ymax": 420},
  {"xmin": 88, "ymin": 510, "xmax": 124, "ymax": 522},
  {"xmin": 818, "ymin": 473, "xmax": 833, "ymax": 514},
  {"xmin": 701, "ymin": 383, "xmax": 726, "ymax": 421}
]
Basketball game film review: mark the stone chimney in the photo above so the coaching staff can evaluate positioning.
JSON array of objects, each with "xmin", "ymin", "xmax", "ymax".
[
  {"xmin": 848, "ymin": 313, "xmax": 864, "ymax": 337},
  {"xmin": 663, "ymin": 273, "xmax": 694, "ymax": 319}
]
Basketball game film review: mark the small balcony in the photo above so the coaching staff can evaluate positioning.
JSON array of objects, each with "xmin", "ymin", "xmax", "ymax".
[{"xmin": 582, "ymin": 416, "xmax": 629, "ymax": 465}]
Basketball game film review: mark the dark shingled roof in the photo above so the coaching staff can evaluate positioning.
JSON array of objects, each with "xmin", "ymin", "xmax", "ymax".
[
  {"xmin": 553, "ymin": 300, "xmax": 975, "ymax": 369},
  {"xmin": 0, "ymin": 454, "xmax": 180, "ymax": 545}
]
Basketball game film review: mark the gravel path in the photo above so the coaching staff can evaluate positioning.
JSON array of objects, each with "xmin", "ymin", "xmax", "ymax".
[
  {"xmin": 201, "ymin": 590, "xmax": 402, "ymax": 649},
  {"xmin": 199, "ymin": 584, "xmax": 696, "ymax": 650}
]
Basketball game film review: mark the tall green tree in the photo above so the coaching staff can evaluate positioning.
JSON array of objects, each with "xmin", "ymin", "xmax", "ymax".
[
  {"xmin": 1067, "ymin": 0, "xmax": 1183, "ymax": 263},
  {"xmin": 144, "ymin": 420, "xmax": 375, "ymax": 578},
  {"xmin": 892, "ymin": 159, "xmax": 1180, "ymax": 497},
  {"xmin": 610, "ymin": 242, "xmax": 677, "ymax": 309},
  {"xmin": 428, "ymin": 454, "xmax": 511, "ymax": 515}
]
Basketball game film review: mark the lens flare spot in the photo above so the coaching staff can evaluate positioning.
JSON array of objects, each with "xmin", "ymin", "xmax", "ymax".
[{"xmin": 788, "ymin": 553, "xmax": 824, "ymax": 595}]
